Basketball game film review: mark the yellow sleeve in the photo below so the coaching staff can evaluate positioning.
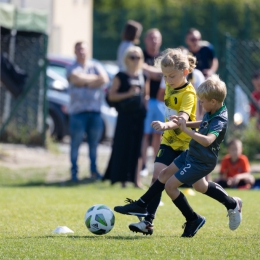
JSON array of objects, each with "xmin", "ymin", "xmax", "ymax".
[{"xmin": 179, "ymin": 92, "xmax": 196, "ymax": 116}]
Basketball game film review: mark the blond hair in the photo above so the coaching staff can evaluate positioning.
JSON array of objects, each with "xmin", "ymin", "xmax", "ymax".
[
  {"xmin": 154, "ymin": 48, "xmax": 196, "ymax": 73},
  {"xmin": 123, "ymin": 46, "xmax": 144, "ymax": 71},
  {"xmin": 197, "ymin": 75, "xmax": 227, "ymax": 102}
]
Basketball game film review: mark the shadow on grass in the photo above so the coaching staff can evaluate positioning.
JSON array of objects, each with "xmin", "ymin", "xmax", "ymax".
[
  {"xmin": 0, "ymin": 179, "xmax": 149, "ymax": 190},
  {"xmin": 6, "ymin": 235, "xmax": 154, "ymax": 240},
  {"xmin": 0, "ymin": 177, "xmax": 101, "ymax": 188}
]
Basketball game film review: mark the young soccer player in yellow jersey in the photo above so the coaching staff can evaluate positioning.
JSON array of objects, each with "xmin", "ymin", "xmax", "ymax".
[{"xmin": 124, "ymin": 48, "xmax": 197, "ymax": 235}]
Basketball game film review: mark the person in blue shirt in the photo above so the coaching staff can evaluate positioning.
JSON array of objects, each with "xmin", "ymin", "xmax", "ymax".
[
  {"xmin": 186, "ymin": 28, "xmax": 218, "ymax": 78},
  {"xmin": 114, "ymin": 75, "xmax": 242, "ymax": 238}
]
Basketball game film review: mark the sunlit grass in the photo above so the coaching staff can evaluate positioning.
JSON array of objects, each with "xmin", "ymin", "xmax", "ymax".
[{"xmin": 0, "ymin": 167, "xmax": 260, "ymax": 260}]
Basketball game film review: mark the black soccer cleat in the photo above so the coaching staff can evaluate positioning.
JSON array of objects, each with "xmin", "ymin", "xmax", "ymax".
[
  {"xmin": 114, "ymin": 198, "xmax": 148, "ymax": 217},
  {"xmin": 181, "ymin": 215, "xmax": 206, "ymax": 238}
]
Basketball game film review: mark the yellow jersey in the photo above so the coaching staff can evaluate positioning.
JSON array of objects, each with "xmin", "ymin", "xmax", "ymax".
[{"xmin": 162, "ymin": 81, "xmax": 197, "ymax": 151}]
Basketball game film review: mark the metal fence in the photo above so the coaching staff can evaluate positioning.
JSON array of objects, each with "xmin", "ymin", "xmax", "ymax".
[
  {"xmin": 93, "ymin": 4, "xmax": 260, "ymax": 127},
  {"xmin": 225, "ymin": 35, "xmax": 260, "ymax": 126},
  {"xmin": 0, "ymin": 28, "xmax": 48, "ymax": 145}
]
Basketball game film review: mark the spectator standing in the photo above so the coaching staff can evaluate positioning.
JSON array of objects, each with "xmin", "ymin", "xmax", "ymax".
[
  {"xmin": 250, "ymin": 69, "xmax": 260, "ymax": 130},
  {"xmin": 66, "ymin": 42, "xmax": 109, "ymax": 182},
  {"xmin": 141, "ymin": 28, "xmax": 165, "ymax": 175},
  {"xmin": 215, "ymin": 139, "xmax": 255, "ymax": 189},
  {"xmin": 117, "ymin": 20, "xmax": 143, "ymax": 71},
  {"xmin": 104, "ymin": 46, "xmax": 149, "ymax": 188},
  {"xmin": 185, "ymin": 28, "xmax": 218, "ymax": 78}
]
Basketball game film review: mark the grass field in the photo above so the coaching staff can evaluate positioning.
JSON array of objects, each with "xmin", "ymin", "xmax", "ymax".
[{"xmin": 1, "ymin": 166, "xmax": 260, "ymax": 260}]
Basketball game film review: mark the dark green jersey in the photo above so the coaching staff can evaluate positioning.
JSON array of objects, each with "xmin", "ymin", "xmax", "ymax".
[{"xmin": 188, "ymin": 105, "xmax": 228, "ymax": 165}]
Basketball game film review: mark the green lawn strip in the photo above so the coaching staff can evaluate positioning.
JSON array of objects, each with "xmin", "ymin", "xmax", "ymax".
[{"xmin": 0, "ymin": 167, "xmax": 260, "ymax": 259}]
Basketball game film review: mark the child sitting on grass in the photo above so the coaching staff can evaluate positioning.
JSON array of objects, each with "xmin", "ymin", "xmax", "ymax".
[{"xmin": 215, "ymin": 139, "xmax": 255, "ymax": 189}]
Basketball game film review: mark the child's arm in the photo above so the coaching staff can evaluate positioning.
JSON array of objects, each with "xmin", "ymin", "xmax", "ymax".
[
  {"xmin": 177, "ymin": 117, "xmax": 216, "ymax": 147},
  {"xmin": 151, "ymin": 112, "xmax": 189, "ymax": 131},
  {"xmin": 171, "ymin": 115, "xmax": 201, "ymax": 129}
]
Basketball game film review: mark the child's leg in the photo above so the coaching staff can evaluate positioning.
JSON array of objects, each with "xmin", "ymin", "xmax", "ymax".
[
  {"xmin": 138, "ymin": 162, "xmax": 179, "ymax": 206},
  {"xmin": 165, "ymin": 175, "xmax": 198, "ymax": 221},
  {"xmin": 193, "ymin": 178, "xmax": 242, "ymax": 230},
  {"xmin": 192, "ymin": 178, "xmax": 237, "ymax": 210},
  {"xmin": 165, "ymin": 174, "xmax": 206, "ymax": 237}
]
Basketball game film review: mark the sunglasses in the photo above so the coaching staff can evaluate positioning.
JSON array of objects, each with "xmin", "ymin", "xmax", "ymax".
[
  {"xmin": 128, "ymin": 55, "xmax": 141, "ymax": 60},
  {"xmin": 189, "ymin": 37, "xmax": 199, "ymax": 42}
]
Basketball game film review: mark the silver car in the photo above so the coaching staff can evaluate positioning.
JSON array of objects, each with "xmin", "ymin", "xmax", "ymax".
[{"xmin": 46, "ymin": 56, "xmax": 118, "ymax": 141}]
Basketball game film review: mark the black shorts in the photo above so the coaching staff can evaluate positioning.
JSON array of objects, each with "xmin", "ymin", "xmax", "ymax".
[{"xmin": 154, "ymin": 144, "xmax": 183, "ymax": 166}]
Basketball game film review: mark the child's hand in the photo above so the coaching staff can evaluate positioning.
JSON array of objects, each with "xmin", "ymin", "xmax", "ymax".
[
  {"xmin": 177, "ymin": 117, "xmax": 187, "ymax": 131},
  {"xmin": 169, "ymin": 115, "xmax": 178, "ymax": 121},
  {"xmin": 151, "ymin": 121, "xmax": 166, "ymax": 131}
]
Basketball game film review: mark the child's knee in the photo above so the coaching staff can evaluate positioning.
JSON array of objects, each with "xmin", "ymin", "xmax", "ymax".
[{"xmin": 193, "ymin": 183, "xmax": 207, "ymax": 193}]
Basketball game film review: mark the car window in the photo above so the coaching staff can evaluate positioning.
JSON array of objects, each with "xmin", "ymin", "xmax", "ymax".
[{"xmin": 48, "ymin": 65, "xmax": 67, "ymax": 79}]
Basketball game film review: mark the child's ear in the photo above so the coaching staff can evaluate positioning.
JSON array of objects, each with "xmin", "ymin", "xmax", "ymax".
[{"xmin": 184, "ymin": 69, "xmax": 189, "ymax": 77}]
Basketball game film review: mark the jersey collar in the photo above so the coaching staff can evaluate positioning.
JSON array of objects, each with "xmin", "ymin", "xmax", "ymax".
[{"xmin": 209, "ymin": 104, "xmax": 226, "ymax": 119}]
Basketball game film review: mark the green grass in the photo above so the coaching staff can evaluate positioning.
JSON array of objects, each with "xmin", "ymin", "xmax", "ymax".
[{"xmin": 0, "ymin": 167, "xmax": 260, "ymax": 260}]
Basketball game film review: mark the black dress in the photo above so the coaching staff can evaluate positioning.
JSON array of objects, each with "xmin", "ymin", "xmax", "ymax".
[{"xmin": 103, "ymin": 71, "xmax": 147, "ymax": 184}]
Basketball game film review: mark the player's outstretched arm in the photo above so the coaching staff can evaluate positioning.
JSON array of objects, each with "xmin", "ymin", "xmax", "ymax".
[{"xmin": 151, "ymin": 120, "xmax": 178, "ymax": 131}]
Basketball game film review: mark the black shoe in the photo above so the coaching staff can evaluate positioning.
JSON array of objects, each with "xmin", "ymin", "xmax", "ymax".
[
  {"xmin": 114, "ymin": 198, "xmax": 148, "ymax": 217},
  {"xmin": 181, "ymin": 215, "xmax": 206, "ymax": 238}
]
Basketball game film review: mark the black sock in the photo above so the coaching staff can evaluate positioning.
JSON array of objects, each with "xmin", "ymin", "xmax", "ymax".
[
  {"xmin": 173, "ymin": 192, "xmax": 198, "ymax": 222},
  {"xmin": 137, "ymin": 179, "xmax": 165, "ymax": 207},
  {"xmin": 144, "ymin": 193, "xmax": 162, "ymax": 224},
  {"xmin": 204, "ymin": 182, "xmax": 236, "ymax": 210}
]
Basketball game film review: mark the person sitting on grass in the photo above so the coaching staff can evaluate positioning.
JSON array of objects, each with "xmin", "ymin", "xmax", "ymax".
[
  {"xmin": 114, "ymin": 75, "xmax": 242, "ymax": 238},
  {"xmin": 215, "ymin": 139, "xmax": 255, "ymax": 189}
]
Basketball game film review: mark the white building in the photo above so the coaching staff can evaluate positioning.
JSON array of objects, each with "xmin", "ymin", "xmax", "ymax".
[{"xmin": 0, "ymin": 0, "xmax": 93, "ymax": 57}]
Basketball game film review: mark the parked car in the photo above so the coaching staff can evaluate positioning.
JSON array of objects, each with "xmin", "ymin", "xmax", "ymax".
[{"xmin": 46, "ymin": 56, "xmax": 118, "ymax": 141}]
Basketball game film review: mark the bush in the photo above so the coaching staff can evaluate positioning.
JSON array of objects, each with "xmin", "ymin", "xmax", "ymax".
[{"xmin": 224, "ymin": 118, "xmax": 260, "ymax": 161}]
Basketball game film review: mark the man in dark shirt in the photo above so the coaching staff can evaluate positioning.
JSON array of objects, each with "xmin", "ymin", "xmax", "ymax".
[{"xmin": 185, "ymin": 28, "xmax": 218, "ymax": 78}]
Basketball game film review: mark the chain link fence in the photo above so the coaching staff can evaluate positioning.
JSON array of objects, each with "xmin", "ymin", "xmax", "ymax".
[
  {"xmin": 225, "ymin": 35, "xmax": 260, "ymax": 127},
  {"xmin": 0, "ymin": 28, "xmax": 48, "ymax": 145}
]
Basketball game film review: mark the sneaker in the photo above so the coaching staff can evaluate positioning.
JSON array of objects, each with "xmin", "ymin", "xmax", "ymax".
[
  {"xmin": 140, "ymin": 168, "xmax": 149, "ymax": 177},
  {"xmin": 181, "ymin": 215, "xmax": 206, "ymax": 238},
  {"xmin": 129, "ymin": 220, "xmax": 153, "ymax": 235},
  {"xmin": 227, "ymin": 197, "xmax": 242, "ymax": 230},
  {"xmin": 114, "ymin": 198, "xmax": 148, "ymax": 217}
]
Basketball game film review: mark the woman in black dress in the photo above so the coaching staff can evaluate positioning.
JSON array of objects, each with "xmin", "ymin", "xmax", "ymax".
[{"xmin": 103, "ymin": 46, "xmax": 149, "ymax": 188}]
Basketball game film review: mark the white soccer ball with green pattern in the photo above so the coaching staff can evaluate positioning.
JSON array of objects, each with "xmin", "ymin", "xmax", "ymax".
[{"xmin": 85, "ymin": 204, "xmax": 115, "ymax": 235}]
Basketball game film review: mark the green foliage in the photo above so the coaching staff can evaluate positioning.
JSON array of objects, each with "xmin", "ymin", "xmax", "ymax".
[
  {"xmin": 225, "ymin": 118, "xmax": 260, "ymax": 161},
  {"xmin": 93, "ymin": 0, "xmax": 260, "ymax": 66},
  {"xmin": 1, "ymin": 166, "xmax": 260, "ymax": 259}
]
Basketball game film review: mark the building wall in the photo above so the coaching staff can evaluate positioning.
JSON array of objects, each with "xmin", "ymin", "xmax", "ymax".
[
  {"xmin": 7, "ymin": 0, "xmax": 93, "ymax": 57},
  {"xmin": 51, "ymin": 0, "xmax": 93, "ymax": 57}
]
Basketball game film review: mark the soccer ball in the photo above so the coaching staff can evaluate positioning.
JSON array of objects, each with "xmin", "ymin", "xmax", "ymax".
[{"xmin": 84, "ymin": 204, "xmax": 115, "ymax": 235}]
